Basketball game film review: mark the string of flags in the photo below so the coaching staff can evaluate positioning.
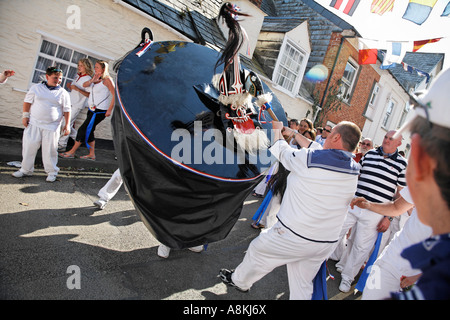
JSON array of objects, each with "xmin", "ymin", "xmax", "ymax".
[
  {"xmin": 358, "ymin": 37, "xmax": 436, "ymax": 81},
  {"xmin": 329, "ymin": 0, "xmax": 450, "ymax": 24}
]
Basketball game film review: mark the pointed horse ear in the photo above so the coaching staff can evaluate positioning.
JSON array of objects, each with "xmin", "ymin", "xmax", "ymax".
[{"xmin": 141, "ymin": 27, "xmax": 153, "ymax": 44}]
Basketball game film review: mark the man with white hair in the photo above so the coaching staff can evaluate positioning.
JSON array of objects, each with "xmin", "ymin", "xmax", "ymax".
[{"xmin": 336, "ymin": 129, "xmax": 407, "ymax": 293}]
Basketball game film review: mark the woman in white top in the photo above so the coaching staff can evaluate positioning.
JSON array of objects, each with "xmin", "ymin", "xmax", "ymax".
[
  {"xmin": 57, "ymin": 58, "xmax": 93, "ymax": 151},
  {"xmin": 59, "ymin": 60, "xmax": 115, "ymax": 161}
]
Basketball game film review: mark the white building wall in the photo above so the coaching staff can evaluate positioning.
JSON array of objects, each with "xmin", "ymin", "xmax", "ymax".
[{"xmin": 0, "ymin": 0, "xmax": 189, "ymax": 140}]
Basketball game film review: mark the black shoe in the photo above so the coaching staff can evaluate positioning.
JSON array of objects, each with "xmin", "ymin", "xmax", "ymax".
[{"xmin": 218, "ymin": 269, "xmax": 249, "ymax": 292}]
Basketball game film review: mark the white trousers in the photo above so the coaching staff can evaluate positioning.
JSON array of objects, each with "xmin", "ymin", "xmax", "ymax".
[
  {"xmin": 337, "ymin": 207, "xmax": 383, "ymax": 282},
  {"xmin": 20, "ymin": 124, "xmax": 59, "ymax": 176},
  {"xmin": 58, "ymin": 105, "xmax": 84, "ymax": 148},
  {"xmin": 361, "ymin": 260, "xmax": 402, "ymax": 300},
  {"xmin": 232, "ymin": 221, "xmax": 335, "ymax": 300},
  {"xmin": 98, "ymin": 169, "xmax": 123, "ymax": 201}
]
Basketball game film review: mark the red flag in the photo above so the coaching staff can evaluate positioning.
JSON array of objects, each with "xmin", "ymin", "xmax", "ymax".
[
  {"xmin": 330, "ymin": 0, "xmax": 361, "ymax": 16},
  {"xmin": 413, "ymin": 38, "xmax": 442, "ymax": 52},
  {"xmin": 358, "ymin": 39, "xmax": 378, "ymax": 65}
]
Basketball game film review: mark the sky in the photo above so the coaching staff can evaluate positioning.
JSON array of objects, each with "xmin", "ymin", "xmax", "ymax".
[{"xmin": 312, "ymin": 0, "xmax": 450, "ymax": 68}]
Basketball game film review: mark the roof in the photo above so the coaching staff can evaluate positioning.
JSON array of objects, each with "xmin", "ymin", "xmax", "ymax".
[
  {"xmin": 261, "ymin": 16, "xmax": 306, "ymax": 33},
  {"xmin": 378, "ymin": 51, "xmax": 445, "ymax": 92},
  {"xmin": 123, "ymin": 0, "xmax": 226, "ymax": 49}
]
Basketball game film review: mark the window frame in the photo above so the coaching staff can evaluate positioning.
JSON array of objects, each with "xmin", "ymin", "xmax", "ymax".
[
  {"xmin": 272, "ymin": 37, "xmax": 308, "ymax": 96},
  {"xmin": 382, "ymin": 98, "xmax": 396, "ymax": 129},
  {"xmin": 339, "ymin": 58, "xmax": 359, "ymax": 103},
  {"xmin": 29, "ymin": 31, "xmax": 112, "ymax": 90}
]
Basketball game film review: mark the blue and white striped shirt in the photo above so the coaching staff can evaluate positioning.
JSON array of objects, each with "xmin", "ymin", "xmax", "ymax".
[{"xmin": 355, "ymin": 148, "xmax": 407, "ymax": 203}]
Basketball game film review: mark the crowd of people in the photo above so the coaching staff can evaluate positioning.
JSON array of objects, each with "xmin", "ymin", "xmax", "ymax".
[
  {"xmin": 3, "ymin": 61, "xmax": 448, "ymax": 300},
  {"xmin": 4, "ymin": 59, "xmax": 115, "ymax": 182},
  {"xmin": 222, "ymin": 69, "xmax": 449, "ymax": 300}
]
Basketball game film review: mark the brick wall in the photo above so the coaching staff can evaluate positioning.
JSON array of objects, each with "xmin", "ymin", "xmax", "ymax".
[{"xmin": 314, "ymin": 33, "xmax": 380, "ymax": 129}]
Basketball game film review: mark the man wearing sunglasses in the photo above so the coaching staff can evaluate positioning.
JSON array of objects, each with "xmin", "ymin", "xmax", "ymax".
[
  {"xmin": 315, "ymin": 124, "xmax": 332, "ymax": 146},
  {"xmin": 12, "ymin": 66, "xmax": 71, "ymax": 182},
  {"xmin": 354, "ymin": 138, "xmax": 373, "ymax": 163}
]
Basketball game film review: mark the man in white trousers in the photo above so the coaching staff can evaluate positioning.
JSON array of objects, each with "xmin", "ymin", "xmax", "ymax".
[
  {"xmin": 12, "ymin": 66, "xmax": 70, "ymax": 182},
  {"xmin": 335, "ymin": 130, "xmax": 407, "ymax": 293},
  {"xmin": 94, "ymin": 168, "xmax": 123, "ymax": 210},
  {"xmin": 219, "ymin": 120, "xmax": 361, "ymax": 299},
  {"xmin": 350, "ymin": 187, "xmax": 432, "ymax": 299}
]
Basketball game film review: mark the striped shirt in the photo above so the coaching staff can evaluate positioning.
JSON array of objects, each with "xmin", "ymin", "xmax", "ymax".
[{"xmin": 355, "ymin": 148, "xmax": 407, "ymax": 203}]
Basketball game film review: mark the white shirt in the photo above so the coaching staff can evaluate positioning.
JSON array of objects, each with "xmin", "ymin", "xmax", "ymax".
[
  {"xmin": 377, "ymin": 187, "xmax": 432, "ymax": 277},
  {"xmin": 86, "ymin": 80, "xmax": 112, "ymax": 111},
  {"xmin": 70, "ymin": 74, "xmax": 91, "ymax": 108},
  {"xmin": 269, "ymin": 139, "xmax": 359, "ymax": 242},
  {"xmin": 24, "ymin": 83, "xmax": 71, "ymax": 131}
]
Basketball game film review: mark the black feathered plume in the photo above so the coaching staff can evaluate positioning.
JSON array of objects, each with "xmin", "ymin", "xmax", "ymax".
[{"xmin": 215, "ymin": 2, "xmax": 250, "ymax": 72}]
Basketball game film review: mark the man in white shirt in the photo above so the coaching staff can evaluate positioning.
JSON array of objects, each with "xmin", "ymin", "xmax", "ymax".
[
  {"xmin": 219, "ymin": 120, "xmax": 361, "ymax": 299},
  {"xmin": 12, "ymin": 66, "xmax": 71, "ymax": 182}
]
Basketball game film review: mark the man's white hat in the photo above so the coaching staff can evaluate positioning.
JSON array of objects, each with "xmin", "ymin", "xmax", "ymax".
[{"xmin": 394, "ymin": 67, "xmax": 450, "ymax": 139}]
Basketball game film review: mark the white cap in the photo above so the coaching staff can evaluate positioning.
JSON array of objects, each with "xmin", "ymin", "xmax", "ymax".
[{"xmin": 394, "ymin": 67, "xmax": 450, "ymax": 139}]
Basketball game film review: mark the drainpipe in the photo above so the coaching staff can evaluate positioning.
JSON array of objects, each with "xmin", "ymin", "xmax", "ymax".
[{"xmin": 314, "ymin": 31, "xmax": 356, "ymax": 124}]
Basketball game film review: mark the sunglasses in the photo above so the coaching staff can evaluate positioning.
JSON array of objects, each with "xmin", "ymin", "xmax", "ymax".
[
  {"xmin": 323, "ymin": 128, "xmax": 331, "ymax": 133},
  {"xmin": 361, "ymin": 142, "xmax": 371, "ymax": 146},
  {"xmin": 48, "ymin": 67, "xmax": 63, "ymax": 73}
]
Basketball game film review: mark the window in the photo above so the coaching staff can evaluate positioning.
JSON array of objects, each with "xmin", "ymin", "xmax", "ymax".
[
  {"xmin": 339, "ymin": 60, "xmax": 358, "ymax": 103},
  {"xmin": 273, "ymin": 40, "xmax": 307, "ymax": 94},
  {"xmin": 382, "ymin": 98, "xmax": 396, "ymax": 128},
  {"xmin": 397, "ymin": 101, "xmax": 411, "ymax": 128},
  {"xmin": 32, "ymin": 39, "xmax": 100, "ymax": 89},
  {"xmin": 363, "ymin": 82, "xmax": 380, "ymax": 119},
  {"xmin": 369, "ymin": 83, "xmax": 380, "ymax": 106}
]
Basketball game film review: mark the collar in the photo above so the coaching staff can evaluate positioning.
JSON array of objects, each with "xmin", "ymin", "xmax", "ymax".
[
  {"xmin": 307, "ymin": 148, "xmax": 360, "ymax": 175},
  {"xmin": 377, "ymin": 146, "xmax": 398, "ymax": 159},
  {"xmin": 401, "ymin": 233, "xmax": 450, "ymax": 271},
  {"xmin": 42, "ymin": 81, "xmax": 60, "ymax": 91},
  {"xmin": 77, "ymin": 73, "xmax": 88, "ymax": 78}
]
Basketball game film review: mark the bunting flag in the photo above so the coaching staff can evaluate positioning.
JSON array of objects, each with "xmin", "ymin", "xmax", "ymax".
[
  {"xmin": 358, "ymin": 38, "xmax": 378, "ymax": 65},
  {"xmin": 354, "ymin": 232, "xmax": 382, "ymax": 293},
  {"xmin": 329, "ymin": 0, "xmax": 361, "ymax": 16},
  {"xmin": 402, "ymin": 62, "xmax": 431, "ymax": 83},
  {"xmin": 380, "ymin": 41, "xmax": 411, "ymax": 69},
  {"xmin": 402, "ymin": 0, "xmax": 438, "ymax": 25},
  {"xmin": 441, "ymin": 1, "xmax": 450, "ymax": 16},
  {"xmin": 413, "ymin": 38, "xmax": 442, "ymax": 52},
  {"xmin": 371, "ymin": 0, "xmax": 395, "ymax": 15}
]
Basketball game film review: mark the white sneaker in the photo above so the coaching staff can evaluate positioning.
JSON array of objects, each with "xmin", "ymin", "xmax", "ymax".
[
  {"xmin": 157, "ymin": 244, "xmax": 171, "ymax": 258},
  {"xmin": 46, "ymin": 175, "xmax": 57, "ymax": 182},
  {"xmin": 12, "ymin": 171, "xmax": 31, "ymax": 178},
  {"xmin": 93, "ymin": 199, "xmax": 107, "ymax": 210},
  {"xmin": 339, "ymin": 279, "xmax": 352, "ymax": 293},
  {"xmin": 188, "ymin": 245, "xmax": 204, "ymax": 253}
]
